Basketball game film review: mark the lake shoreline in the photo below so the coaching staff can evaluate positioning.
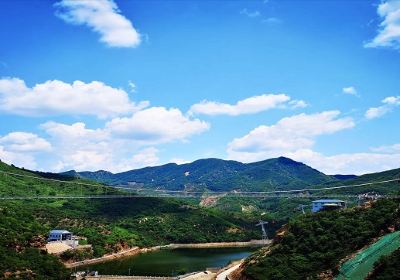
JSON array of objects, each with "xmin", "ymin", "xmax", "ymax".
[{"xmin": 64, "ymin": 240, "xmax": 269, "ymax": 269}]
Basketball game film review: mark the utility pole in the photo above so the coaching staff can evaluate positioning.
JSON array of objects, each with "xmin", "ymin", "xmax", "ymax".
[
  {"xmin": 298, "ymin": 204, "xmax": 306, "ymax": 214},
  {"xmin": 256, "ymin": 220, "xmax": 269, "ymax": 241}
]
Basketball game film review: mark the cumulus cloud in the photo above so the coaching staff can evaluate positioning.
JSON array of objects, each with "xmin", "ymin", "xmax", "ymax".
[
  {"xmin": 0, "ymin": 146, "xmax": 38, "ymax": 170},
  {"xmin": 189, "ymin": 94, "xmax": 306, "ymax": 116},
  {"xmin": 227, "ymin": 111, "xmax": 354, "ymax": 157},
  {"xmin": 40, "ymin": 121, "xmax": 157, "ymax": 172},
  {"xmin": 40, "ymin": 121, "xmax": 112, "ymax": 171},
  {"xmin": 130, "ymin": 147, "xmax": 159, "ymax": 168},
  {"xmin": 283, "ymin": 148, "xmax": 400, "ymax": 175},
  {"xmin": 342, "ymin": 86, "xmax": 359, "ymax": 97},
  {"xmin": 226, "ymin": 110, "xmax": 400, "ymax": 174},
  {"xmin": 365, "ymin": 95, "xmax": 400, "ymax": 119},
  {"xmin": 106, "ymin": 107, "xmax": 210, "ymax": 143},
  {"xmin": 23, "ymin": 106, "xmax": 209, "ymax": 172},
  {"xmin": 0, "ymin": 132, "xmax": 52, "ymax": 170},
  {"xmin": 0, "ymin": 132, "xmax": 51, "ymax": 152},
  {"xmin": 0, "ymin": 77, "xmax": 148, "ymax": 118},
  {"xmin": 383, "ymin": 95, "xmax": 400, "ymax": 104},
  {"xmin": 365, "ymin": 0, "xmax": 400, "ymax": 49},
  {"xmin": 365, "ymin": 106, "xmax": 391, "ymax": 119},
  {"xmin": 55, "ymin": 0, "xmax": 141, "ymax": 48}
]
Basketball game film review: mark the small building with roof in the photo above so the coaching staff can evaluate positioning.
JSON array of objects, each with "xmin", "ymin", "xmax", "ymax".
[
  {"xmin": 312, "ymin": 199, "xmax": 346, "ymax": 213},
  {"xmin": 48, "ymin": 229, "xmax": 73, "ymax": 242},
  {"xmin": 47, "ymin": 229, "xmax": 78, "ymax": 250}
]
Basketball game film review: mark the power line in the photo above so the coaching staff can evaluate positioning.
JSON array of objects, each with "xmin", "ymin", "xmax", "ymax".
[
  {"xmin": 132, "ymin": 178, "xmax": 400, "ymax": 195},
  {"xmin": 0, "ymin": 169, "xmax": 399, "ymax": 200},
  {"xmin": 1, "ymin": 194, "xmax": 400, "ymax": 201}
]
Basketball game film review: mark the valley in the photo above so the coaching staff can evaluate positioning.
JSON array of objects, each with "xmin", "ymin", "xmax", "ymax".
[{"xmin": 1, "ymin": 158, "xmax": 400, "ymax": 279}]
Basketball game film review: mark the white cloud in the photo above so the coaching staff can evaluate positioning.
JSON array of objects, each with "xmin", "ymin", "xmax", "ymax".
[
  {"xmin": 130, "ymin": 147, "xmax": 159, "ymax": 168},
  {"xmin": 383, "ymin": 95, "xmax": 400, "ymax": 104},
  {"xmin": 42, "ymin": 122, "xmax": 108, "ymax": 142},
  {"xmin": 39, "ymin": 121, "xmax": 159, "ymax": 172},
  {"xmin": 0, "ymin": 77, "xmax": 148, "ymax": 118},
  {"xmin": 240, "ymin": 8, "xmax": 261, "ymax": 18},
  {"xmin": 227, "ymin": 111, "xmax": 354, "ymax": 158},
  {"xmin": 365, "ymin": 106, "xmax": 390, "ymax": 119},
  {"xmin": 170, "ymin": 158, "xmax": 191, "ymax": 165},
  {"xmin": 128, "ymin": 80, "xmax": 136, "ymax": 93},
  {"xmin": 261, "ymin": 17, "xmax": 282, "ymax": 24},
  {"xmin": 0, "ymin": 132, "xmax": 52, "ymax": 170},
  {"xmin": 365, "ymin": 0, "xmax": 400, "ymax": 49},
  {"xmin": 0, "ymin": 146, "xmax": 38, "ymax": 170},
  {"xmin": 27, "ymin": 106, "xmax": 209, "ymax": 172},
  {"xmin": 365, "ymin": 95, "xmax": 400, "ymax": 119},
  {"xmin": 106, "ymin": 107, "xmax": 210, "ymax": 144},
  {"xmin": 342, "ymin": 86, "xmax": 359, "ymax": 97},
  {"xmin": 41, "ymin": 121, "xmax": 113, "ymax": 171},
  {"xmin": 289, "ymin": 99, "xmax": 308, "ymax": 109},
  {"xmin": 283, "ymin": 148, "xmax": 400, "ymax": 175},
  {"xmin": 55, "ymin": 0, "xmax": 141, "ymax": 48},
  {"xmin": 226, "ymin": 110, "xmax": 400, "ymax": 174},
  {"xmin": 370, "ymin": 143, "xmax": 400, "ymax": 153},
  {"xmin": 0, "ymin": 132, "xmax": 51, "ymax": 152},
  {"xmin": 189, "ymin": 94, "xmax": 305, "ymax": 116}
]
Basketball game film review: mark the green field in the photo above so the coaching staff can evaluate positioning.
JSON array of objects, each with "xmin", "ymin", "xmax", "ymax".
[{"xmin": 336, "ymin": 231, "xmax": 400, "ymax": 280}]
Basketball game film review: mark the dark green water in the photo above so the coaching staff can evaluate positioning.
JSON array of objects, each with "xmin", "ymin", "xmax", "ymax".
[{"xmin": 81, "ymin": 247, "xmax": 257, "ymax": 276}]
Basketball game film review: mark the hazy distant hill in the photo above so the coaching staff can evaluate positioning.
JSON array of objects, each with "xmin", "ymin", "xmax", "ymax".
[{"xmin": 66, "ymin": 157, "xmax": 338, "ymax": 191}]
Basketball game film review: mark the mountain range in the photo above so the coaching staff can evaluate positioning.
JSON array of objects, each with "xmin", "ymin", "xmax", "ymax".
[{"xmin": 63, "ymin": 157, "xmax": 345, "ymax": 192}]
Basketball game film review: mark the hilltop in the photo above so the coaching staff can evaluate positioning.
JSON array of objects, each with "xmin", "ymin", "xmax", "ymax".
[{"xmin": 67, "ymin": 157, "xmax": 338, "ymax": 191}]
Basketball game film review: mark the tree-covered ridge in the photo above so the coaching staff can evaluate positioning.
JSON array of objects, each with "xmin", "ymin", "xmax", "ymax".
[
  {"xmin": 0, "ymin": 160, "xmax": 119, "ymax": 198},
  {"xmin": 71, "ymin": 157, "xmax": 337, "ymax": 191},
  {"xmin": 241, "ymin": 199, "xmax": 400, "ymax": 280},
  {"xmin": 0, "ymin": 161, "xmax": 259, "ymax": 279}
]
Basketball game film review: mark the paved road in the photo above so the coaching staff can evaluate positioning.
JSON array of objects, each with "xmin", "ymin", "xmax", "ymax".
[
  {"xmin": 180, "ymin": 271, "xmax": 215, "ymax": 280},
  {"xmin": 216, "ymin": 263, "xmax": 241, "ymax": 280}
]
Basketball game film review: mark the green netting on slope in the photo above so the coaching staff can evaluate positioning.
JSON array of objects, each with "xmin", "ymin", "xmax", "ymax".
[{"xmin": 335, "ymin": 231, "xmax": 400, "ymax": 280}]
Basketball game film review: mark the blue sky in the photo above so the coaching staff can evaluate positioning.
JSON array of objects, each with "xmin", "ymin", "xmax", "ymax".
[{"xmin": 0, "ymin": 0, "xmax": 399, "ymax": 175}]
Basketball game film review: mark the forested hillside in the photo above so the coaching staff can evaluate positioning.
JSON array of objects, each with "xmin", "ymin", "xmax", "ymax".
[
  {"xmin": 237, "ymin": 199, "xmax": 400, "ymax": 280},
  {"xmin": 0, "ymin": 161, "xmax": 259, "ymax": 279},
  {"xmin": 69, "ymin": 157, "xmax": 337, "ymax": 191}
]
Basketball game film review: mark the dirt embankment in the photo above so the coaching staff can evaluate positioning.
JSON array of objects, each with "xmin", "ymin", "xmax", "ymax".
[
  {"xmin": 65, "ymin": 240, "xmax": 269, "ymax": 269},
  {"xmin": 65, "ymin": 247, "xmax": 141, "ymax": 268},
  {"xmin": 165, "ymin": 240, "xmax": 269, "ymax": 249}
]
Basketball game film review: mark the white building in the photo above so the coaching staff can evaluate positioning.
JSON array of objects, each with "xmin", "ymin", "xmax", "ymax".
[
  {"xmin": 311, "ymin": 199, "xmax": 346, "ymax": 213},
  {"xmin": 47, "ymin": 229, "xmax": 78, "ymax": 248}
]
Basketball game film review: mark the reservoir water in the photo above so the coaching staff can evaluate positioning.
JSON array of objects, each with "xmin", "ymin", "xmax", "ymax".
[{"xmin": 81, "ymin": 247, "xmax": 257, "ymax": 276}]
